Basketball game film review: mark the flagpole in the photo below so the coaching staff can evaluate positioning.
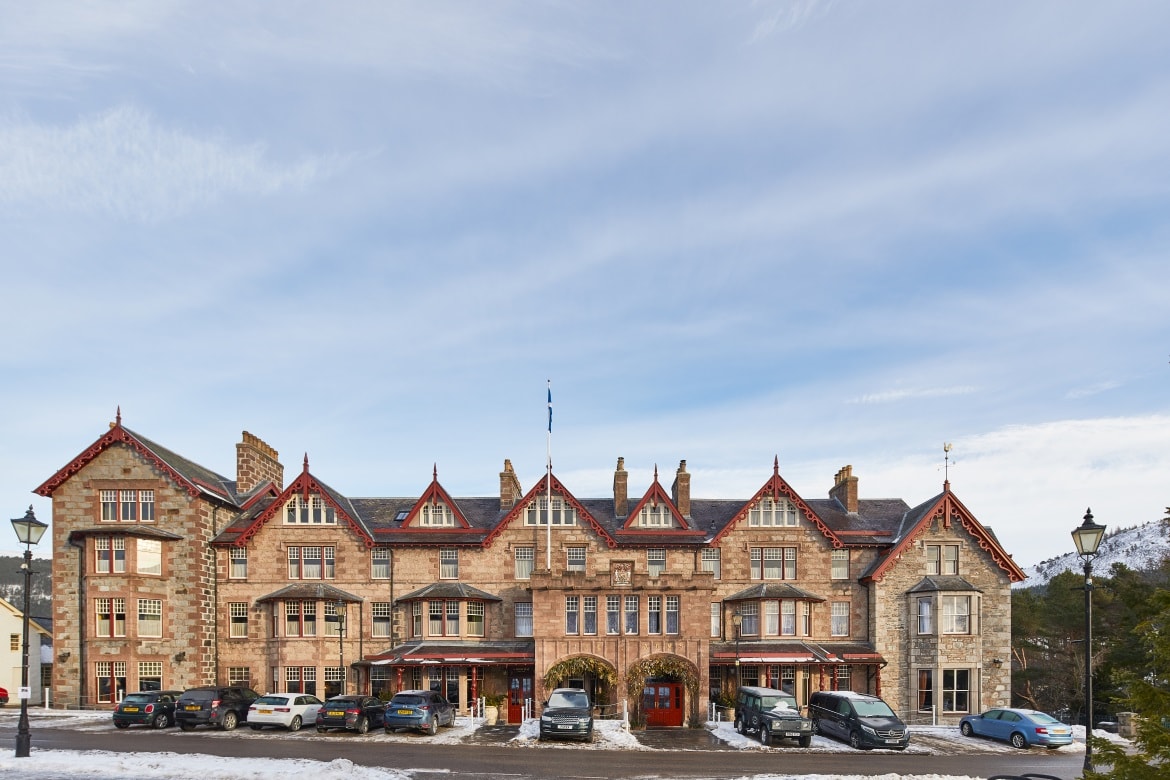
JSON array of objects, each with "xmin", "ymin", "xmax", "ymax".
[{"xmin": 546, "ymin": 380, "xmax": 552, "ymax": 571}]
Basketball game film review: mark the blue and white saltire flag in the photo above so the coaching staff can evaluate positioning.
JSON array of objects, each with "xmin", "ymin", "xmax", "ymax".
[{"xmin": 547, "ymin": 381, "xmax": 552, "ymax": 432}]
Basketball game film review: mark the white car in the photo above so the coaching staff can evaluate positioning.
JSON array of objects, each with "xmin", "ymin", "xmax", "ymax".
[{"xmin": 247, "ymin": 693, "xmax": 324, "ymax": 732}]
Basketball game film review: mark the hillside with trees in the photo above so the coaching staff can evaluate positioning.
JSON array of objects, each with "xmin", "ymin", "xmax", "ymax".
[{"xmin": 0, "ymin": 555, "xmax": 53, "ymax": 619}]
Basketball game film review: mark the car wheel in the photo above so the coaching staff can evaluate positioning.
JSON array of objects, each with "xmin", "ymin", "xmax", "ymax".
[
  {"xmin": 426, "ymin": 715, "xmax": 438, "ymax": 736},
  {"xmin": 221, "ymin": 711, "xmax": 238, "ymax": 731},
  {"xmin": 114, "ymin": 721, "xmax": 129, "ymax": 729},
  {"xmin": 288, "ymin": 715, "xmax": 302, "ymax": 732},
  {"xmin": 1010, "ymin": 732, "xmax": 1028, "ymax": 749},
  {"xmin": 179, "ymin": 721, "xmax": 196, "ymax": 732},
  {"xmin": 849, "ymin": 730, "xmax": 865, "ymax": 750},
  {"xmin": 153, "ymin": 713, "xmax": 170, "ymax": 729},
  {"xmin": 759, "ymin": 724, "xmax": 771, "ymax": 745},
  {"xmin": 317, "ymin": 726, "xmax": 327, "ymax": 733},
  {"xmin": 250, "ymin": 724, "xmax": 262, "ymax": 731},
  {"xmin": 799, "ymin": 734, "xmax": 812, "ymax": 748},
  {"xmin": 356, "ymin": 716, "xmax": 369, "ymax": 735},
  {"xmin": 960, "ymin": 721, "xmax": 973, "ymax": 737},
  {"xmin": 734, "ymin": 716, "xmax": 744, "ymax": 734}
]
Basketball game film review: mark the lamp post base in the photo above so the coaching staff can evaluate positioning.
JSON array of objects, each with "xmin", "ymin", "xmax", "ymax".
[{"xmin": 16, "ymin": 704, "xmax": 31, "ymax": 757}]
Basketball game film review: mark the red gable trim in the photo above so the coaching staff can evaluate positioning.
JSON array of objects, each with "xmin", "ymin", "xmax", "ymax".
[
  {"xmin": 620, "ymin": 471, "xmax": 689, "ymax": 532},
  {"xmin": 234, "ymin": 467, "xmax": 374, "ymax": 549},
  {"xmin": 710, "ymin": 458, "xmax": 843, "ymax": 548},
  {"xmin": 400, "ymin": 467, "xmax": 474, "ymax": 529},
  {"xmin": 35, "ymin": 422, "xmax": 214, "ymax": 500},
  {"xmin": 863, "ymin": 489, "xmax": 1026, "ymax": 583},
  {"xmin": 485, "ymin": 472, "xmax": 617, "ymax": 549}
]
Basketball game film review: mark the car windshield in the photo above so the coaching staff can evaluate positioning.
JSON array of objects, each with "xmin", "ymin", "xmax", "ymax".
[
  {"xmin": 392, "ymin": 694, "xmax": 426, "ymax": 705},
  {"xmin": 1028, "ymin": 712, "xmax": 1060, "ymax": 725},
  {"xmin": 761, "ymin": 695, "xmax": 796, "ymax": 711},
  {"xmin": 182, "ymin": 690, "xmax": 216, "ymax": 701},
  {"xmin": 327, "ymin": 697, "xmax": 360, "ymax": 706},
  {"xmin": 253, "ymin": 696, "xmax": 288, "ymax": 706},
  {"xmin": 853, "ymin": 699, "xmax": 896, "ymax": 718},
  {"xmin": 122, "ymin": 694, "xmax": 152, "ymax": 704},
  {"xmin": 548, "ymin": 691, "xmax": 589, "ymax": 709}
]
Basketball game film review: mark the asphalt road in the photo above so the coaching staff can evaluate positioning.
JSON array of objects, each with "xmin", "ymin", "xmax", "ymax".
[{"xmin": 3, "ymin": 722, "xmax": 1088, "ymax": 780}]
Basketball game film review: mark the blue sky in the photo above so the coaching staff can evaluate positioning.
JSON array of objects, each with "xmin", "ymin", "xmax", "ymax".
[{"xmin": 2, "ymin": 1, "xmax": 1168, "ymax": 565}]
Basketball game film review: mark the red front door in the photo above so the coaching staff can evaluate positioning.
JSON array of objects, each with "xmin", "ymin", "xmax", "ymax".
[
  {"xmin": 642, "ymin": 682, "xmax": 684, "ymax": 727},
  {"xmin": 508, "ymin": 672, "xmax": 532, "ymax": 724}
]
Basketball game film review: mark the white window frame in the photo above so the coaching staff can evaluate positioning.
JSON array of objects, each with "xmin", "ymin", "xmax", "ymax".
[
  {"xmin": 831, "ymin": 601, "xmax": 850, "ymax": 637},
  {"xmin": 748, "ymin": 496, "xmax": 798, "ymax": 527},
  {"xmin": 137, "ymin": 599, "xmax": 162, "ymax": 638}
]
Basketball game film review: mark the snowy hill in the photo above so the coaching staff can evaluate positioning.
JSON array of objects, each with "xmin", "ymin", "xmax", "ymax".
[{"xmin": 1018, "ymin": 517, "xmax": 1170, "ymax": 588}]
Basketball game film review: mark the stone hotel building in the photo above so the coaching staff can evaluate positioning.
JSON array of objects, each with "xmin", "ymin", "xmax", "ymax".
[{"xmin": 36, "ymin": 413, "xmax": 1024, "ymax": 726}]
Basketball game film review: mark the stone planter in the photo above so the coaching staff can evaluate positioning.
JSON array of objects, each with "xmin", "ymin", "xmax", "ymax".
[{"xmin": 484, "ymin": 705, "xmax": 499, "ymax": 725}]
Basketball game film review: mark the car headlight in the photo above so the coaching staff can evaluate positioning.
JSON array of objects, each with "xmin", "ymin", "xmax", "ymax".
[
  {"xmin": 579, "ymin": 717, "xmax": 590, "ymax": 725},
  {"xmin": 860, "ymin": 724, "xmax": 877, "ymax": 735},
  {"xmin": 541, "ymin": 714, "xmax": 552, "ymax": 722}
]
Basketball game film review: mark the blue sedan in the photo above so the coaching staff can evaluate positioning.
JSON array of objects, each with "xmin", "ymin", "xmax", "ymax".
[
  {"xmin": 959, "ymin": 708, "xmax": 1074, "ymax": 749},
  {"xmin": 384, "ymin": 690, "xmax": 456, "ymax": 735}
]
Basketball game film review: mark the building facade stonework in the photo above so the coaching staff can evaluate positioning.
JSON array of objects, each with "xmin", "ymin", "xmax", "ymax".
[{"xmin": 36, "ymin": 415, "xmax": 1024, "ymax": 725}]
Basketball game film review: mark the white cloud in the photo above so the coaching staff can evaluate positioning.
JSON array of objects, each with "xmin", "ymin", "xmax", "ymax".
[
  {"xmin": 849, "ymin": 387, "xmax": 979, "ymax": 405},
  {"xmin": 0, "ymin": 107, "xmax": 347, "ymax": 221}
]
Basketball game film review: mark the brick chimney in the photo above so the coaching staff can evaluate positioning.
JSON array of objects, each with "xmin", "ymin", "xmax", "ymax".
[
  {"xmin": 236, "ymin": 431, "xmax": 283, "ymax": 494},
  {"xmin": 672, "ymin": 459, "xmax": 691, "ymax": 517},
  {"xmin": 613, "ymin": 457, "xmax": 628, "ymax": 517},
  {"xmin": 500, "ymin": 459, "xmax": 523, "ymax": 510},
  {"xmin": 830, "ymin": 465, "xmax": 858, "ymax": 513}
]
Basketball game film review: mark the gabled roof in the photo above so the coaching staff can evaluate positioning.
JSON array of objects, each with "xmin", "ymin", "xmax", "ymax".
[
  {"xmin": 394, "ymin": 582, "xmax": 502, "ymax": 604},
  {"xmin": 35, "ymin": 410, "xmax": 238, "ymax": 505},
  {"xmin": 724, "ymin": 583, "xmax": 826, "ymax": 603},
  {"xmin": 710, "ymin": 457, "xmax": 844, "ymax": 548},
  {"xmin": 907, "ymin": 575, "xmax": 983, "ymax": 593},
  {"xmin": 215, "ymin": 456, "xmax": 376, "ymax": 548},
  {"xmin": 860, "ymin": 482, "xmax": 1027, "ymax": 583},
  {"xmin": 615, "ymin": 467, "xmax": 704, "ymax": 539},
  {"xmin": 399, "ymin": 466, "xmax": 476, "ymax": 530},
  {"xmin": 254, "ymin": 583, "xmax": 362, "ymax": 604},
  {"xmin": 484, "ymin": 472, "xmax": 617, "ymax": 549}
]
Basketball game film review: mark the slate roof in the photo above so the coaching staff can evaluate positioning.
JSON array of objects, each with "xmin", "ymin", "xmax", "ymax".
[
  {"xmin": 709, "ymin": 639, "xmax": 883, "ymax": 664},
  {"xmin": 725, "ymin": 583, "xmax": 826, "ymax": 603},
  {"xmin": 364, "ymin": 639, "xmax": 534, "ymax": 664},
  {"xmin": 254, "ymin": 583, "xmax": 363, "ymax": 603},
  {"xmin": 907, "ymin": 575, "xmax": 983, "ymax": 593},
  {"xmin": 394, "ymin": 582, "xmax": 503, "ymax": 604}
]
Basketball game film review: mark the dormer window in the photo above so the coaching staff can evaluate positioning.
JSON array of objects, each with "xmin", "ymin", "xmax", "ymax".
[
  {"xmin": 748, "ymin": 496, "xmax": 798, "ymax": 527},
  {"xmin": 420, "ymin": 502, "xmax": 455, "ymax": 527},
  {"xmin": 525, "ymin": 497, "xmax": 577, "ymax": 526},
  {"xmin": 285, "ymin": 495, "xmax": 336, "ymax": 524},
  {"xmin": 636, "ymin": 503, "xmax": 673, "ymax": 528}
]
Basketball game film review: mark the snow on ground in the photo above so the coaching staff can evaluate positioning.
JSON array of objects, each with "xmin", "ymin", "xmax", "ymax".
[{"xmin": 0, "ymin": 707, "xmax": 1125, "ymax": 780}]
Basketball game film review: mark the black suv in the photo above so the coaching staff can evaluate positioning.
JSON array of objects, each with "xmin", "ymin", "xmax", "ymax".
[
  {"xmin": 808, "ymin": 690, "xmax": 909, "ymax": 750},
  {"xmin": 734, "ymin": 686, "xmax": 813, "ymax": 747},
  {"xmin": 538, "ymin": 687, "xmax": 593, "ymax": 741},
  {"xmin": 175, "ymin": 685, "xmax": 260, "ymax": 731}
]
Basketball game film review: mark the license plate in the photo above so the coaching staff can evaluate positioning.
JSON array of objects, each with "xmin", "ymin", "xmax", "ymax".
[
  {"xmin": 397, "ymin": 709, "xmax": 413, "ymax": 715},
  {"xmin": 885, "ymin": 738, "xmax": 901, "ymax": 744},
  {"xmin": 784, "ymin": 731, "xmax": 800, "ymax": 737},
  {"xmin": 123, "ymin": 707, "xmax": 139, "ymax": 713},
  {"xmin": 185, "ymin": 705, "xmax": 201, "ymax": 711},
  {"xmin": 557, "ymin": 724, "xmax": 573, "ymax": 729},
  {"xmin": 328, "ymin": 711, "xmax": 344, "ymax": 717},
  {"xmin": 258, "ymin": 709, "xmax": 272, "ymax": 714}
]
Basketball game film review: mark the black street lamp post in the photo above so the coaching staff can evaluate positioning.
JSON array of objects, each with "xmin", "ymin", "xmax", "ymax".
[
  {"xmin": 335, "ymin": 600, "xmax": 346, "ymax": 695},
  {"xmin": 732, "ymin": 609, "xmax": 742, "ymax": 689},
  {"xmin": 1072, "ymin": 507, "xmax": 1106, "ymax": 775},
  {"xmin": 11, "ymin": 506, "xmax": 48, "ymax": 758}
]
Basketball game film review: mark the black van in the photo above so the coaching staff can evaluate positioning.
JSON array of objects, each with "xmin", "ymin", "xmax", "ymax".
[{"xmin": 807, "ymin": 690, "xmax": 909, "ymax": 750}]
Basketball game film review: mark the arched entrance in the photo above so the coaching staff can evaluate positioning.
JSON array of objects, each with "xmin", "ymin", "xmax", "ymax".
[
  {"xmin": 625, "ymin": 654, "xmax": 700, "ymax": 729},
  {"xmin": 541, "ymin": 654, "xmax": 618, "ymax": 714}
]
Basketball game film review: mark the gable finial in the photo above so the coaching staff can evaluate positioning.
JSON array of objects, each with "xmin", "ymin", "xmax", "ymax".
[
  {"xmin": 773, "ymin": 455, "xmax": 779, "ymax": 476},
  {"xmin": 654, "ymin": 464, "xmax": 659, "ymax": 482},
  {"xmin": 943, "ymin": 442, "xmax": 953, "ymax": 491},
  {"xmin": 116, "ymin": 406, "xmax": 122, "ymax": 427},
  {"xmin": 433, "ymin": 463, "xmax": 438, "ymax": 481},
  {"xmin": 303, "ymin": 453, "xmax": 310, "ymax": 473}
]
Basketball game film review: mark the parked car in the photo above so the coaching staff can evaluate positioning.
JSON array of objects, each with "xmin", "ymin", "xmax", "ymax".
[
  {"xmin": 808, "ymin": 690, "xmax": 909, "ymax": 750},
  {"xmin": 383, "ymin": 689, "xmax": 456, "ymax": 735},
  {"xmin": 538, "ymin": 687, "xmax": 593, "ymax": 742},
  {"xmin": 316, "ymin": 695, "xmax": 386, "ymax": 734},
  {"xmin": 247, "ymin": 693, "xmax": 323, "ymax": 732},
  {"xmin": 175, "ymin": 685, "xmax": 260, "ymax": 731},
  {"xmin": 959, "ymin": 708, "xmax": 1074, "ymax": 749},
  {"xmin": 112, "ymin": 690, "xmax": 183, "ymax": 729},
  {"xmin": 734, "ymin": 686, "xmax": 813, "ymax": 747},
  {"xmin": 0, "ymin": 686, "xmax": 8, "ymax": 705}
]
